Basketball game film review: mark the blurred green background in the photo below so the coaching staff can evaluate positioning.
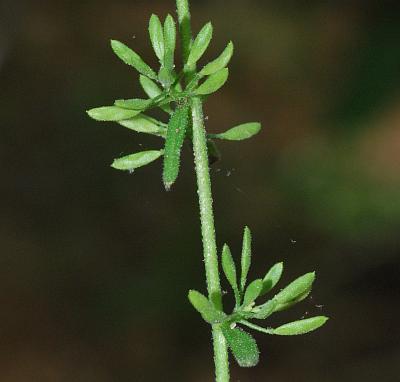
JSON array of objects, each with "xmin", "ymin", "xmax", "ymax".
[{"xmin": 1, "ymin": 0, "xmax": 400, "ymax": 380}]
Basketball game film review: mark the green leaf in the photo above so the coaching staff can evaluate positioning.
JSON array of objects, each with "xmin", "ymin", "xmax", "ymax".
[
  {"xmin": 194, "ymin": 68, "xmax": 229, "ymax": 96},
  {"xmin": 114, "ymin": 98, "xmax": 152, "ymax": 110},
  {"xmin": 186, "ymin": 22, "xmax": 213, "ymax": 67},
  {"xmin": 163, "ymin": 14, "xmax": 176, "ymax": 71},
  {"xmin": 213, "ymin": 122, "xmax": 261, "ymax": 141},
  {"xmin": 111, "ymin": 150, "xmax": 163, "ymax": 171},
  {"xmin": 221, "ymin": 244, "xmax": 239, "ymax": 303},
  {"xmin": 87, "ymin": 106, "xmax": 140, "ymax": 121},
  {"xmin": 200, "ymin": 41, "xmax": 234, "ymax": 76},
  {"xmin": 274, "ymin": 290, "xmax": 311, "ymax": 312},
  {"xmin": 242, "ymin": 279, "xmax": 263, "ymax": 308},
  {"xmin": 272, "ymin": 316, "xmax": 329, "ymax": 336},
  {"xmin": 253, "ymin": 299, "xmax": 277, "ymax": 320},
  {"xmin": 139, "ymin": 75, "xmax": 172, "ymax": 114},
  {"xmin": 140, "ymin": 75, "xmax": 162, "ymax": 99},
  {"xmin": 188, "ymin": 290, "xmax": 226, "ymax": 324},
  {"xmin": 162, "ymin": 104, "xmax": 190, "ymax": 190},
  {"xmin": 149, "ymin": 14, "xmax": 164, "ymax": 63},
  {"xmin": 240, "ymin": 226, "xmax": 252, "ymax": 292},
  {"xmin": 111, "ymin": 40, "xmax": 157, "ymax": 80},
  {"xmin": 158, "ymin": 67, "xmax": 175, "ymax": 88},
  {"xmin": 118, "ymin": 116, "xmax": 166, "ymax": 136},
  {"xmin": 261, "ymin": 262, "xmax": 283, "ymax": 295},
  {"xmin": 274, "ymin": 272, "xmax": 315, "ymax": 306},
  {"xmin": 222, "ymin": 326, "xmax": 259, "ymax": 368}
]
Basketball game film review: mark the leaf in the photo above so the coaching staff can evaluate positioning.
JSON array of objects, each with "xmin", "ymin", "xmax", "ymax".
[
  {"xmin": 272, "ymin": 316, "xmax": 329, "ymax": 336},
  {"xmin": 149, "ymin": 14, "xmax": 164, "ymax": 63},
  {"xmin": 240, "ymin": 226, "xmax": 252, "ymax": 292},
  {"xmin": 213, "ymin": 122, "xmax": 261, "ymax": 141},
  {"xmin": 274, "ymin": 290, "xmax": 311, "ymax": 312},
  {"xmin": 139, "ymin": 75, "xmax": 172, "ymax": 114},
  {"xmin": 194, "ymin": 68, "xmax": 229, "ymax": 96},
  {"xmin": 114, "ymin": 98, "xmax": 152, "ymax": 110},
  {"xmin": 111, "ymin": 150, "xmax": 163, "ymax": 171},
  {"xmin": 87, "ymin": 106, "xmax": 140, "ymax": 121},
  {"xmin": 200, "ymin": 41, "xmax": 234, "ymax": 76},
  {"xmin": 221, "ymin": 244, "xmax": 239, "ymax": 300},
  {"xmin": 253, "ymin": 299, "xmax": 277, "ymax": 320},
  {"xmin": 140, "ymin": 75, "xmax": 162, "ymax": 99},
  {"xmin": 261, "ymin": 262, "xmax": 283, "ymax": 295},
  {"xmin": 188, "ymin": 290, "xmax": 226, "ymax": 324},
  {"xmin": 242, "ymin": 279, "xmax": 263, "ymax": 307},
  {"xmin": 163, "ymin": 14, "xmax": 176, "ymax": 71},
  {"xmin": 118, "ymin": 116, "xmax": 166, "ymax": 136},
  {"xmin": 186, "ymin": 22, "xmax": 213, "ymax": 67},
  {"xmin": 111, "ymin": 40, "xmax": 157, "ymax": 80},
  {"xmin": 162, "ymin": 104, "xmax": 190, "ymax": 190},
  {"xmin": 274, "ymin": 272, "xmax": 315, "ymax": 305},
  {"xmin": 158, "ymin": 67, "xmax": 175, "ymax": 88},
  {"xmin": 222, "ymin": 326, "xmax": 259, "ymax": 368}
]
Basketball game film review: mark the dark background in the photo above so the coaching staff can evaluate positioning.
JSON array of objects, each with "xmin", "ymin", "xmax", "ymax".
[{"xmin": 1, "ymin": 0, "xmax": 400, "ymax": 380}]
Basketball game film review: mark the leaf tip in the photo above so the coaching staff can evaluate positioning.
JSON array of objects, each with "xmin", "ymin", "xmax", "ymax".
[{"xmin": 164, "ymin": 181, "xmax": 173, "ymax": 191}]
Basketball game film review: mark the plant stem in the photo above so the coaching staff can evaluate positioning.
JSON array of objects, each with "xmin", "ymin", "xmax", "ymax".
[
  {"xmin": 192, "ymin": 96, "xmax": 230, "ymax": 382},
  {"xmin": 176, "ymin": 0, "xmax": 196, "ymax": 82},
  {"xmin": 176, "ymin": 1, "xmax": 230, "ymax": 381}
]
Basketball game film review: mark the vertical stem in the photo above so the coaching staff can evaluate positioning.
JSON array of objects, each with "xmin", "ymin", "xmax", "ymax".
[
  {"xmin": 191, "ymin": 97, "xmax": 221, "ymax": 309},
  {"xmin": 176, "ymin": 0, "xmax": 192, "ymax": 63},
  {"xmin": 176, "ymin": 0, "xmax": 196, "ymax": 82},
  {"xmin": 176, "ymin": 1, "xmax": 230, "ymax": 381},
  {"xmin": 191, "ymin": 97, "xmax": 230, "ymax": 382}
]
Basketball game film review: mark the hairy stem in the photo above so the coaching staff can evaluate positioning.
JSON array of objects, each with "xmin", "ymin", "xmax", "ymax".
[
  {"xmin": 176, "ymin": 1, "xmax": 230, "ymax": 381},
  {"xmin": 176, "ymin": 0, "xmax": 196, "ymax": 82},
  {"xmin": 192, "ymin": 96, "xmax": 229, "ymax": 382}
]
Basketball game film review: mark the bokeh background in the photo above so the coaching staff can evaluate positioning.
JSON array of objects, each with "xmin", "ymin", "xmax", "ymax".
[{"xmin": 1, "ymin": 0, "xmax": 400, "ymax": 381}]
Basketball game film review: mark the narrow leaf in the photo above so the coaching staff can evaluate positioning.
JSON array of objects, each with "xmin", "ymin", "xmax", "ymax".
[
  {"xmin": 140, "ymin": 75, "xmax": 162, "ymax": 99},
  {"xmin": 87, "ymin": 106, "xmax": 140, "ymax": 121},
  {"xmin": 222, "ymin": 326, "xmax": 259, "ymax": 368},
  {"xmin": 162, "ymin": 104, "xmax": 190, "ymax": 190},
  {"xmin": 114, "ymin": 98, "xmax": 152, "ymax": 110},
  {"xmin": 111, "ymin": 150, "xmax": 162, "ymax": 171},
  {"xmin": 213, "ymin": 122, "xmax": 261, "ymax": 141},
  {"xmin": 273, "ymin": 316, "xmax": 329, "ymax": 336},
  {"xmin": 200, "ymin": 41, "xmax": 234, "ymax": 76},
  {"xmin": 243, "ymin": 279, "xmax": 263, "ymax": 307},
  {"xmin": 158, "ymin": 67, "xmax": 175, "ymax": 88},
  {"xmin": 240, "ymin": 226, "xmax": 252, "ymax": 292},
  {"xmin": 149, "ymin": 14, "xmax": 164, "ymax": 63},
  {"xmin": 274, "ymin": 290, "xmax": 311, "ymax": 312},
  {"xmin": 274, "ymin": 272, "xmax": 315, "ymax": 305},
  {"xmin": 194, "ymin": 68, "xmax": 229, "ymax": 96},
  {"xmin": 221, "ymin": 244, "xmax": 239, "ymax": 303},
  {"xmin": 163, "ymin": 14, "xmax": 176, "ymax": 71},
  {"xmin": 253, "ymin": 299, "xmax": 277, "ymax": 320},
  {"xmin": 140, "ymin": 75, "xmax": 172, "ymax": 114},
  {"xmin": 261, "ymin": 262, "xmax": 283, "ymax": 295},
  {"xmin": 186, "ymin": 22, "xmax": 213, "ymax": 67},
  {"xmin": 111, "ymin": 40, "xmax": 157, "ymax": 79},
  {"xmin": 118, "ymin": 116, "xmax": 166, "ymax": 136},
  {"xmin": 188, "ymin": 290, "xmax": 226, "ymax": 324}
]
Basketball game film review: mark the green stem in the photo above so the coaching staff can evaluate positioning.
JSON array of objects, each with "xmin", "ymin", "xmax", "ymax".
[
  {"xmin": 176, "ymin": 0, "xmax": 196, "ymax": 82},
  {"xmin": 192, "ymin": 96, "xmax": 229, "ymax": 382},
  {"xmin": 176, "ymin": 1, "xmax": 230, "ymax": 381},
  {"xmin": 239, "ymin": 320, "xmax": 274, "ymax": 335}
]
